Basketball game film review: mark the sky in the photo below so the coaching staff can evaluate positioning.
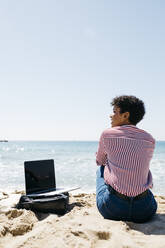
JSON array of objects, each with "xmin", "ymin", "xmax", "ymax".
[{"xmin": 0, "ymin": 0, "xmax": 165, "ymax": 141}]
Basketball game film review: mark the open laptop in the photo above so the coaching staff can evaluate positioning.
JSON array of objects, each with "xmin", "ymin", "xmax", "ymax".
[{"xmin": 24, "ymin": 159, "xmax": 79, "ymax": 197}]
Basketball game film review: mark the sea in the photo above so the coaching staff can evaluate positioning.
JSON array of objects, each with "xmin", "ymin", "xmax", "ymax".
[{"xmin": 0, "ymin": 141, "xmax": 165, "ymax": 195}]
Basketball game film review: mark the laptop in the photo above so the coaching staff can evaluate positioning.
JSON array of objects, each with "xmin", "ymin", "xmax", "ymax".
[{"xmin": 24, "ymin": 159, "xmax": 79, "ymax": 197}]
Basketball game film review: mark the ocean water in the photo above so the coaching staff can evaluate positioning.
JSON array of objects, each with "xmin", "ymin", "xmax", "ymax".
[{"xmin": 0, "ymin": 141, "xmax": 165, "ymax": 195}]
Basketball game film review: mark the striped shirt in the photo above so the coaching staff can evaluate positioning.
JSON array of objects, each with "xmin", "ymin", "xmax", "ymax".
[{"xmin": 96, "ymin": 125, "xmax": 155, "ymax": 197}]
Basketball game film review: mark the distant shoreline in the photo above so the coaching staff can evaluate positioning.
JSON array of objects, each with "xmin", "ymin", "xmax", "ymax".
[{"xmin": 1, "ymin": 140, "xmax": 165, "ymax": 142}]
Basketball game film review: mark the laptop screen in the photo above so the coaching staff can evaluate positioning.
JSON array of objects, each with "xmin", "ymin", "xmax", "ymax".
[{"xmin": 24, "ymin": 159, "xmax": 56, "ymax": 194}]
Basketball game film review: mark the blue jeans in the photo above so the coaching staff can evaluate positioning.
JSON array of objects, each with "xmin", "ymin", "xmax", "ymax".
[{"xmin": 96, "ymin": 166, "xmax": 157, "ymax": 223}]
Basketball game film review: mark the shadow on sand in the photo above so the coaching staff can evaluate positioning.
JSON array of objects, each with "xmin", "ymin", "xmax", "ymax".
[{"xmin": 126, "ymin": 214, "xmax": 165, "ymax": 235}]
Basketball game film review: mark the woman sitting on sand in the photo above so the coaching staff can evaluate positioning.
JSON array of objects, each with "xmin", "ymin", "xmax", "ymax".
[{"xmin": 96, "ymin": 95, "xmax": 157, "ymax": 223}]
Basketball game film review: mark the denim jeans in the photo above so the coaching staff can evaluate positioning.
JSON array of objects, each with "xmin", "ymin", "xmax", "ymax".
[{"xmin": 96, "ymin": 166, "xmax": 157, "ymax": 223}]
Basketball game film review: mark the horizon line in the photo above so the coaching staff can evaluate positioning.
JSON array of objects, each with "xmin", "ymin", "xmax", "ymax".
[
  {"xmin": 2, "ymin": 139, "xmax": 165, "ymax": 142},
  {"xmin": 5, "ymin": 139, "xmax": 99, "ymax": 142}
]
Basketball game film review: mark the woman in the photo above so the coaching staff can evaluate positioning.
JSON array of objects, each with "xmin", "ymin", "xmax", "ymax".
[{"xmin": 96, "ymin": 95, "xmax": 157, "ymax": 223}]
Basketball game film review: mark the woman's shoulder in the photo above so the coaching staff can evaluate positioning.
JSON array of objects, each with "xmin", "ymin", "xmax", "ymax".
[
  {"xmin": 101, "ymin": 126, "xmax": 126, "ymax": 138},
  {"xmin": 101, "ymin": 125, "xmax": 155, "ymax": 143}
]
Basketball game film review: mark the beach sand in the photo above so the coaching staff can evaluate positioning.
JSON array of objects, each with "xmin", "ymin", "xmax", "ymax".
[{"xmin": 0, "ymin": 191, "xmax": 165, "ymax": 248}]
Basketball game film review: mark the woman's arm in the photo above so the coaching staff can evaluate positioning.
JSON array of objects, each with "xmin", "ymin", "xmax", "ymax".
[{"xmin": 96, "ymin": 132, "xmax": 107, "ymax": 166}]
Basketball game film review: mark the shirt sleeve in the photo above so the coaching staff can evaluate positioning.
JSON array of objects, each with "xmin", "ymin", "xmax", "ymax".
[{"xmin": 96, "ymin": 132, "xmax": 107, "ymax": 166}]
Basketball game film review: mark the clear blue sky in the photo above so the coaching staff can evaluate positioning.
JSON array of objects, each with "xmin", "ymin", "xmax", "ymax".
[{"xmin": 0, "ymin": 1, "xmax": 164, "ymax": 141}]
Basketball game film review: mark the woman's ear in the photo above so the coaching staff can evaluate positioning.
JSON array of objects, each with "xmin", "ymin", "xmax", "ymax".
[{"xmin": 123, "ymin": 112, "xmax": 130, "ymax": 120}]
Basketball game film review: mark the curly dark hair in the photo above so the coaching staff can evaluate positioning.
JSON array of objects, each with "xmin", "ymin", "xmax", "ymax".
[{"xmin": 111, "ymin": 95, "xmax": 145, "ymax": 125}]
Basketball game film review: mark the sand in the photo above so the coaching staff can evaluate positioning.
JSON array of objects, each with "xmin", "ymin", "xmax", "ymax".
[{"xmin": 0, "ymin": 191, "xmax": 165, "ymax": 248}]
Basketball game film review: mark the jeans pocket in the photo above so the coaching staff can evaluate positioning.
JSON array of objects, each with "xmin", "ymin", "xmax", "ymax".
[
  {"xmin": 132, "ymin": 192, "xmax": 157, "ymax": 222},
  {"xmin": 103, "ymin": 190, "xmax": 124, "ymax": 219}
]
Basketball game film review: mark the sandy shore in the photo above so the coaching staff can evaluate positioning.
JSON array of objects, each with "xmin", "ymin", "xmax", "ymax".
[{"xmin": 0, "ymin": 191, "xmax": 165, "ymax": 248}]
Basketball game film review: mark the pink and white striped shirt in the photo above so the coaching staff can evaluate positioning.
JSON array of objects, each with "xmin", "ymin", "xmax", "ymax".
[{"xmin": 96, "ymin": 125, "xmax": 155, "ymax": 197}]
